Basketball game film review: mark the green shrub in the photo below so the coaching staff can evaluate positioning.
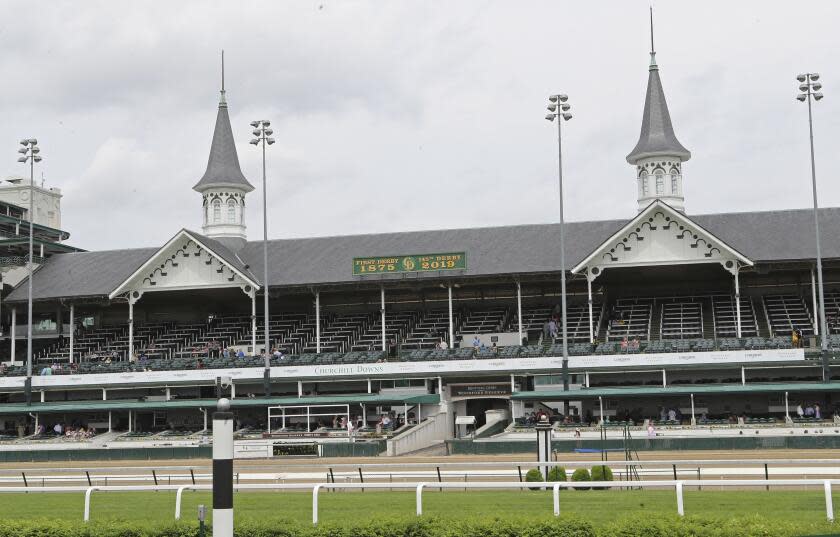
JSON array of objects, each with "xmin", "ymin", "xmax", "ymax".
[
  {"xmin": 547, "ymin": 466, "xmax": 567, "ymax": 481},
  {"xmin": 590, "ymin": 465, "xmax": 613, "ymax": 489},
  {"xmin": 524, "ymin": 467, "xmax": 544, "ymax": 490},
  {"xmin": 570, "ymin": 468, "xmax": 591, "ymax": 490}
]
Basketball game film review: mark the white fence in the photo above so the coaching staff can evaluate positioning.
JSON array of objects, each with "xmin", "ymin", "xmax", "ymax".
[
  {"xmin": 5, "ymin": 458, "xmax": 840, "ymax": 487},
  {"xmin": 0, "ymin": 478, "xmax": 837, "ymax": 525}
]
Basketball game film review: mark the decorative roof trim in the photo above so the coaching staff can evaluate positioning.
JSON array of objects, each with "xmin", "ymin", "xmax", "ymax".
[
  {"xmin": 107, "ymin": 229, "xmax": 260, "ymax": 299},
  {"xmin": 571, "ymin": 200, "xmax": 753, "ymax": 274}
]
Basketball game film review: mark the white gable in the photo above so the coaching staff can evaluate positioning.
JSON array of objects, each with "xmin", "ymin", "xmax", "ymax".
[
  {"xmin": 109, "ymin": 230, "xmax": 259, "ymax": 299},
  {"xmin": 572, "ymin": 200, "xmax": 752, "ymax": 279}
]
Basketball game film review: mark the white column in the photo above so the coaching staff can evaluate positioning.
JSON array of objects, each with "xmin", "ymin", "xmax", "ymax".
[
  {"xmin": 128, "ymin": 299, "xmax": 134, "ymax": 360},
  {"xmin": 102, "ymin": 388, "xmax": 107, "ymax": 400},
  {"xmin": 785, "ymin": 391, "xmax": 789, "ymax": 420},
  {"xmin": 128, "ymin": 410, "xmax": 133, "ymax": 433},
  {"xmin": 380, "ymin": 286, "xmax": 386, "ymax": 352},
  {"xmin": 448, "ymin": 284, "xmax": 454, "ymax": 347},
  {"xmin": 297, "ymin": 380, "xmax": 303, "ymax": 397},
  {"xmin": 662, "ymin": 369, "xmax": 667, "ymax": 387},
  {"xmin": 510, "ymin": 374, "xmax": 516, "ymax": 394},
  {"xmin": 315, "ymin": 291, "xmax": 321, "ymax": 353},
  {"xmin": 230, "ymin": 383, "xmax": 236, "ymax": 399},
  {"xmin": 367, "ymin": 379, "xmax": 372, "ymax": 393},
  {"xmin": 10, "ymin": 307, "xmax": 16, "ymax": 363},
  {"xmin": 812, "ymin": 267, "xmax": 820, "ymax": 336},
  {"xmin": 741, "ymin": 366, "xmax": 746, "ymax": 385},
  {"xmin": 212, "ymin": 403, "xmax": 234, "ymax": 537},
  {"xmin": 734, "ymin": 267, "xmax": 742, "ymax": 338},
  {"xmin": 108, "ymin": 412, "xmax": 112, "ymax": 433},
  {"xmin": 40, "ymin": 390, "xmax": 45, "ymax": 403},
  {"xmin": 516, "ymin": 281, "xmax": 523, "ymax": 345},
  {"xmin": 587, "ymin": 273, "xmax": 594, "ymax": 343},
  {"xmin": 690, "ymin": 393, "xmax": 695, "ymax": 426},
  {"xmin": 251, "ymin": 294, "xmax": 257, "ymax": 356},
  {"xmin": 598, "ymin": 396, "xmax": 604, "ymax": 425},
  {"xmin": 69, "ymin": 304, "xmax": 75, "ymax": 364}
]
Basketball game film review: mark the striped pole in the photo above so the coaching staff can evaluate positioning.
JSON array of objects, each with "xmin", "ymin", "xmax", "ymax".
[{"xmin": 213, "ymin": 398, "xmax": 234, "ymax": 537}]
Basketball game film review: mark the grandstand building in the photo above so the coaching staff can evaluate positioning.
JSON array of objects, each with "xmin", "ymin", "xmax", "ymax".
[{"xmin": 0, "ymin": 46, "xmax": 838, "ymax": 455}]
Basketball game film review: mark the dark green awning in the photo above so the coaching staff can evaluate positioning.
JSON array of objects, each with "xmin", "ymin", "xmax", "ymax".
[
  {"xmin": 511, "ymin": 382, "xmax": 840, "ymax": 400},
  {"xmin": 0, "ymin": 393, "xmax": 439, "ymax": 415}
]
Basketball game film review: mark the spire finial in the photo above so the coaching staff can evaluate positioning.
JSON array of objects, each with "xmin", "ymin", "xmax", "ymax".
[
  {"xmin": 649, "ymin": 7, "xmax": 658, "ymax": 70},
  {"xmin": 220, "ymin": 49, "xmax": 227, "ymax": 105}
]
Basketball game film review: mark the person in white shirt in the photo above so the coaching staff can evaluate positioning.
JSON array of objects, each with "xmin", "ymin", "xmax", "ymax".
[
  {"xmin": 438, "ymin": 339, "xmax": 448, "ymax": 350},
  {"xmin": 472, "ymin": 336, "xmax": 481, "ymax": 349},
  {"xmin": 667, "ymin": 408, "xmax": 677, "ymax": 421}
]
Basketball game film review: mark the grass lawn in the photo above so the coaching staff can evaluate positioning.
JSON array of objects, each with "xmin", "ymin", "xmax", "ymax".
[{"xmin": 0, "ymin": 489, "xmax": 837, "ymax": 527}]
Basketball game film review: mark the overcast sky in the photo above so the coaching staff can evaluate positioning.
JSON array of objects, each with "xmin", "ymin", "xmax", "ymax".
[{"xmin": 1, "ymin": 1, "xmax": 838, "ymax": 251}]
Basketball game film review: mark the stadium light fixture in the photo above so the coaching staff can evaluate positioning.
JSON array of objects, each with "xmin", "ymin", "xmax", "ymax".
[
  {"xmin": 545, "ymin": 94, "xmax": 572, "ymax": 393},
  {"xmin": 16, "ymin": 138, "xmax": 42, "ymax": 406},
  {"xmin": 796, "ymin": 72, "xmax": 830, "ymax": 381},
  {"xmin": 250, "ymin": 119, "xmax": 274, "ymax": 397}
]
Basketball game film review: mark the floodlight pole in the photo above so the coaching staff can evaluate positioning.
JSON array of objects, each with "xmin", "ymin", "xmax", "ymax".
[
  {"xmin": 250, "ymin": 121, "xmax": 275, "ymax": 396},
  {"xmin": 546, "ymin": 96, "xmax": 571, "ymax": 391},
  {"xmin": 17, "ymin": 139, "xmax": 40, "ymax": 406},
  {"xmin": 797, "ymin": 74, "xmax": 829, "ymax": 381}
]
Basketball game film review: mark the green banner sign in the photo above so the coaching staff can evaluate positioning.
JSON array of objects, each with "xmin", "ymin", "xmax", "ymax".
[{"xmin": 353, "ymin": 252, "xmax": 466, "ymax": 275}]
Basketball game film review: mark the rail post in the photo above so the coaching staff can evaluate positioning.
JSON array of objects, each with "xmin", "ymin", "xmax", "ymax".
[
  {"xmin": 85, "ymin": 471, "xmax": 92, "ymax": 487},
  {"xmin": 416, "ymin": 483, "xmax": 426, "ymax": 516},
  {"xmin": 764, "ymin": 463, "xmax": 769, "ymax": 491},
  {"xmin": 152, "ymin": 470, "xmax": 158, "ymax": 486},
  {"xmin": 517, "ymin": 465, "xmax": 523, "ymax": 482},
  {"xmin": 175, "ymin": 486, "xmax": 188, "ymax": 520},
  {"xmin": 312, "ymin": 484, "xmax": 323, "ymax": 525},
  {"xmin": 675, "ymin": 481, "xmax": 684, "ymax": 517},
  {"xmin": 672, "ymin": 464, "xmax": 677, "ymax": 480},
  {"xmin": 552, "ymin": 483, "xmax": 560, "ymax": 516},
  {"xmin": 436, "ymin": 466, "xmax": 442, "ymax": 492},
  {"xmin": 825, "ymin": 480, "xmax": 834, "ymax": 522},
  {"xmin": 212, "ymin": 398, "xmax": 234, "ymax": 537},
  {"xmin": 21, "ymin": 472, "xmax": 27, "ymax": 488},
  {"xmin": 358, "ymin": 468, "xmax": 364, "ymax": 492},
  {"xmin": 83, "ymin": 486, "xmax": 99, "ymax": 522},
  {"xmin": 190, "ymin": 469, "xmax": 196, "ymax": 485}
]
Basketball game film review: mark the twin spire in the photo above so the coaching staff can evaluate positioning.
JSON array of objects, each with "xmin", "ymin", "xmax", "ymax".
[
  {"xmin": 626, "ymin": 8, "xmax": 690, "ymax": 164},
  {"xmin": 192, "ymin": 51, "xmax": 254, "ymax": 193}
]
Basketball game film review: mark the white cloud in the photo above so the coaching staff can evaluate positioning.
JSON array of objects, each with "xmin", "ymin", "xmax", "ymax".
[{"xmin": 0, "ymin": 0, "xmax": 838, "ymax": 250}]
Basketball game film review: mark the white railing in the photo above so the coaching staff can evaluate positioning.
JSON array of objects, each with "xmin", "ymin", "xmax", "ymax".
[
  {"xmin": 8, "ymin": 458, "xmax": 840, "ymax": 487},
  {"xmin": 0, "ymin": 478, "xmax": 836, "ymax": 525}
]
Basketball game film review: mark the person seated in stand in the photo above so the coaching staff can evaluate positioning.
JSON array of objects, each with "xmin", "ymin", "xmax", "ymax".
[
  {"xmin": 548, "ymin": 319, "xmax": 558, "ymax": 339},
  {"xmin": 437, "ymin": 339, "xmax": 448, "ymax": 350},
  {"xmin": 236, "ymin": 349, "xmax": 246, "ymax": 359},
  {"xmin": 630, "ymin": 337, "xmax": 640, "ymax": 351},
  {"xmin": 805, "ymin": 404, "xmax": 815, "ymax": 417},
  {"xmin": 472, "ymin": 336, "xmax": 481, "ymax": 350},
  {"xmin": 620, "ymin": 337, "xmax": 629, "ymax": 352}
]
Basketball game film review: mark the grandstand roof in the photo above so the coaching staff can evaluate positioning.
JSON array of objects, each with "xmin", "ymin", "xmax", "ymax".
[
  {"xmin": 7, "ymin": 207, "xmax": 840, "ymax": 303},
  {"xmin": 192, "ymin": 93, "xmax": 254, "ymax": 193},
  {"xmin": 626, "ymin": 52, "xmax": 691, "ymax": 163}
]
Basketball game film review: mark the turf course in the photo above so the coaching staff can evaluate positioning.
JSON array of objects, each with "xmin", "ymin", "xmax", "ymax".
[{"xmin": 1, "ymin": 489, "xmax": 838, "ymax": 526}]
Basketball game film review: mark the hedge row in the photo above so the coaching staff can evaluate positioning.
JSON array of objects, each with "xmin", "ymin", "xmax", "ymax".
[{"xmin": 0, "ymin": 515, "xmax": 829, "ymax": 537}]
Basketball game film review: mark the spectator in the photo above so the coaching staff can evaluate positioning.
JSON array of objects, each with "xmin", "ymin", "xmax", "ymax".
[
  {"xmin": 237, "ymin": 349, "xmax": 246, "ymax": 358},
  {"xmin": 815, "ymin": 404, "xmax": 822, "ymax": 420},
  {"xmin": 620, "ymin": 337, "xmax": 629, "ymax": 351},
  {"xmin": 472, "ymin": 336, "xmax": 481, "ymax": 349},
  {"xmin": 805, "ymin": 404, "xmax": 815, "ymax": 417},
  {"xmin": 438, "ymin": 339, "xmax": 448, "ymax": 350},
  {"xmin": 796, "ymin": 403, "xmax": 804, "ymax": 418},
  {"xmin": 548, "ymin": 319, "xmax": 558, "ymax": 339},
  {"xmin": 647, "ymin": 423, "xmax": 655, "ymax": 438},
  {"xmin": 542, "ymin": 321, "xmax": 551, "ymax": 341},
  {"xmin": 53, "ymin": 423, "xmax": 63, "ymax": 436}
]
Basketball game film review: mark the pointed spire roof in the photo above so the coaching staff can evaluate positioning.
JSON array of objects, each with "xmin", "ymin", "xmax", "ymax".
[
  {"xmin": 193, "ymin": 55, "xmax": 254, "ymax": 193},
  {"xmin": 625, "ymin": 17, "xmax": 691, "ymax": 164}
]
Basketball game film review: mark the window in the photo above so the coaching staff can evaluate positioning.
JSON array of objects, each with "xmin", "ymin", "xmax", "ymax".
[
  {"xmin": 227, "ymin": 199, "xmax": 237, "ymax": 223},
  {"xmin": 212, "ymin": 200, "xmax": 221, "ymax": 223},
  {"xmin": 671, "ymin": 174, "xmax": 679, "ymax": 194},
  {"xmin": 640, "ymin": 173, "xmax": 649, "ymax": 197},
  {"xmin": 655, "ymin": 173, "xmax": 664, "ymax": 195}
]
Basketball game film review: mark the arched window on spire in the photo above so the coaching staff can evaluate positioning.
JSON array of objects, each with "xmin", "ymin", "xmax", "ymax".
[
  {"xmin": 227, "ymin": 198, "xmax": 237, "ymax": 223},
  {"xmin": 213, "ymin": 200, "xmax": 221, "ymax": 223},
  {"xmin": 669, "ymin": 168, "xmax": 680, "ymax": 195},
  {"xmin": 639, "ymin": 171, "xmax": 648, "ymax": 197},
  {"xmin": 655, "ymin": 170, "xmax": 664, "ymax": 196}
]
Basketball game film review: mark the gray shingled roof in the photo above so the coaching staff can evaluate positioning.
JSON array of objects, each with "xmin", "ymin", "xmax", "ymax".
[
  {"xmin": 8, "ymin": 207, "xmax": 840, "ymax": 303},
  {"xmin": 626, "ymin": 55, "xmax": 691, "ymax": 163},
  {"xmin": 192, "ymin": 98, "xmax": 254, "ymax": 192},
  {"xmin": 9, "ymin": 247, "xmax": 157, "ymax": 302}
]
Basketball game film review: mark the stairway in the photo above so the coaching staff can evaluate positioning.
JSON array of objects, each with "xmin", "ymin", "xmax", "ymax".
[
  {"xmin": 753, "ymin": 296, "xmax": 772, "ymax": 338},
  {"xmin": 700, "ymin": 297, "xmax": 715, "ymax": 339},
  {"xmin": 648, "ymin": 301, "xmax": 663, "ymax": 340}
]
